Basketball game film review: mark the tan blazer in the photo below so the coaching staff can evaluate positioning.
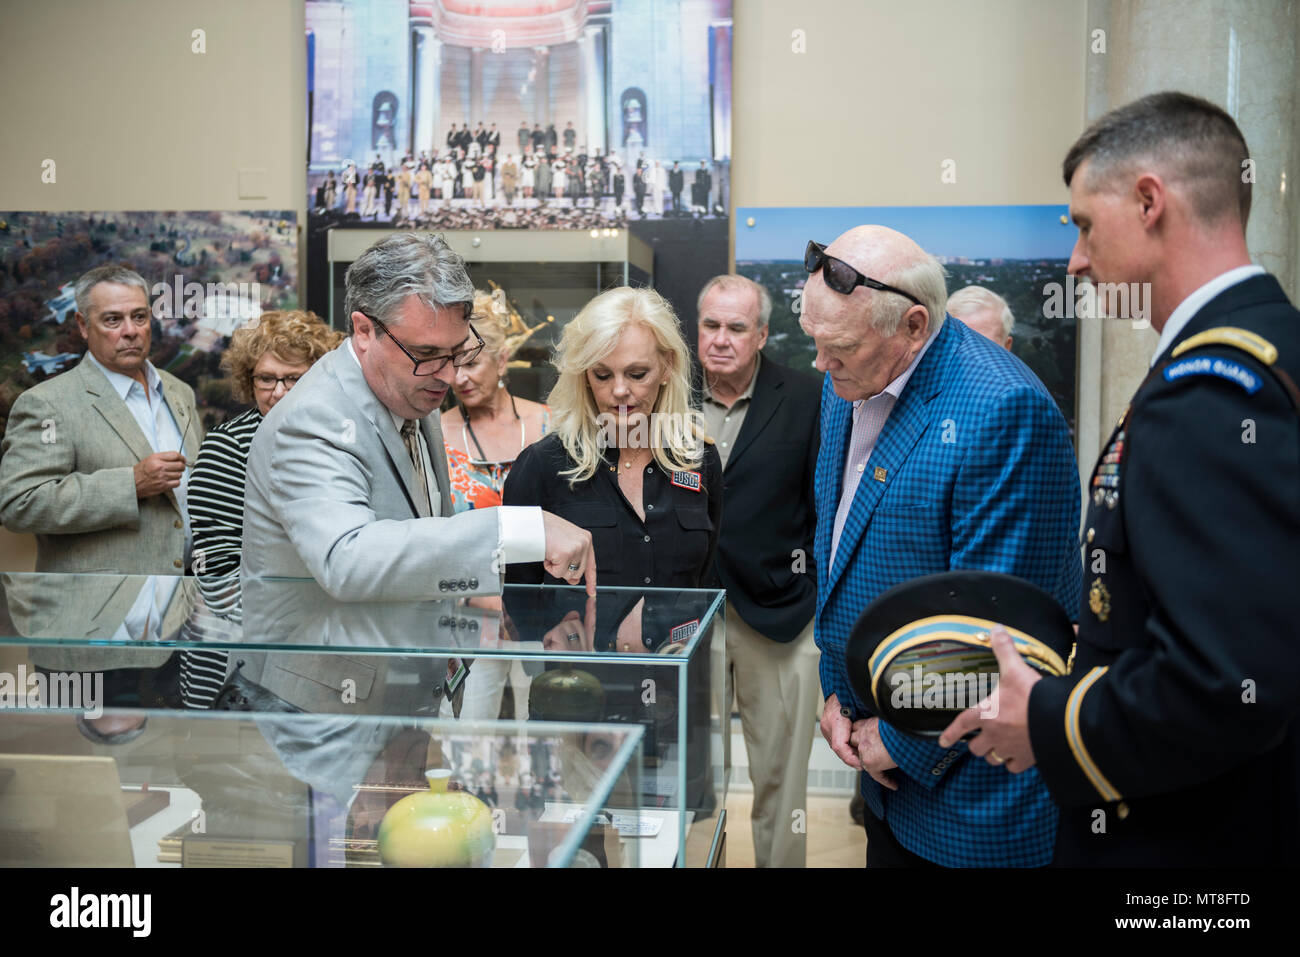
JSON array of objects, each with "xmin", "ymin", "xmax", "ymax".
[
  {"xmin": 3, "ymin": 572, "xmax": 195, "ymax": 670},
  {"xmin": 0, "ymin": 357, "xmax": 202, "ymax": 574}
]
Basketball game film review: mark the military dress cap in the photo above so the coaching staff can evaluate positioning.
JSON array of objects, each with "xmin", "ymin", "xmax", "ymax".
[{"xmin": 845, "ymin": 570, "xmax": 1075, "ymax": 738}]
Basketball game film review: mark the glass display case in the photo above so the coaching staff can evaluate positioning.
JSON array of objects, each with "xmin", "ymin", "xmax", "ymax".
[
  {"xmin": 0, "ymin": 708, "xmax": 643, "ymax": 868},
  {"xmin": 0, "ymin": 573, "xmax": 728, "ymax": 867}
]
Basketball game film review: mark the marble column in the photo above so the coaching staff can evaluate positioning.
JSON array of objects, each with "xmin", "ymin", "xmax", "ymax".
[
  {"xmin": 533, "ymin": 47, "xmax": 551, "ymax": 126},
  {"xmin": 711, "ymin": 22, "xmax": 733, "ymax": 161},
  {"xmin": 411, "ymin": 27, "xmax": 439, "ymax": 157},
  {"xmin": 469, "ymin": 47, "xmax": 485, "ymax": 125},
  {"xmin": 1076, "ymin": 0, "xmax": 1299, "ymax": 480},
  {"xmin": 581, "ymin": 25, "xmax": 606, "ymax": 154}
]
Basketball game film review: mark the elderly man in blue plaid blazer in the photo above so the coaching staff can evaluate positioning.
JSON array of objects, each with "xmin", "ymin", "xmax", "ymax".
[{"xmin": 801, "ymin": 226, "xmax": 1082, "ymax": 867}]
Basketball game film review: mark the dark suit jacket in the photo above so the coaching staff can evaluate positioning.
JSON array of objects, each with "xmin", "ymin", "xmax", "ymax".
[
  {"xmin": 1030, "ymin": 273, "xmax": 1300, "ymax": 866},
  {"xmin": 706, "ymin": 355, "xmax": 820, "ymax": 642}
]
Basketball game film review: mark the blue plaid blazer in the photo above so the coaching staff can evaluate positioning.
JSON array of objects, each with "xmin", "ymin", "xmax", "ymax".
[{"xmin": 815, "ymin": 316, "xmax": 1082, "ymax": 867}]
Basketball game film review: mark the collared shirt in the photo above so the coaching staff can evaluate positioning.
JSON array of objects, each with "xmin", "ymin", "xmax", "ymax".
[
  {"xmin": 700, "ymin": 352, "xmax": 761, "ymax": 469},
  {"xmin": 503, "ymin": 433, "xmax": 723, "ymax": 589},
  {"xmin": 829, "ymin": 328, "xmax": 939, "ymax": 569},
  {"xmin": 345, "ymin": 339, "xmax": 543, "ymax": 563},
  {"xmin": 1152, "ymin": 264, "xmax": 1265, "ymax": 365},
  {"xmin": 84, "ymin": 351, "xmax": 191, "ymax": 549},
  {"xmin": 112, "ymin": 575, "xmax": 181, "ymax": 643}
]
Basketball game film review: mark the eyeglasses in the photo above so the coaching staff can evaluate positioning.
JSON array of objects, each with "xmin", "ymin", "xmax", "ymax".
[
  {"xmin": 364, "ymin": 312, "xmax": 485, "ymax": 376},
  {"xmin": 804, "ymin": 240, "xmax": 924, "ymax": 307},
  {"xmin": 251, "ymin": 373, "xmax": 302, "ymax": 391}
]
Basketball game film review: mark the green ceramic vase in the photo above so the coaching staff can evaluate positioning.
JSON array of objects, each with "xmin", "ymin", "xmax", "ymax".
[{"xmin": 377, "ymin": 769, "xmax": 496, "ymax": 868}]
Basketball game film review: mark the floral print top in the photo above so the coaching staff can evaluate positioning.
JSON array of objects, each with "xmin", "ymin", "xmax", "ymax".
[{"xmin": 445, "ymin": 406, "xmax": 551, "ymax": 512}]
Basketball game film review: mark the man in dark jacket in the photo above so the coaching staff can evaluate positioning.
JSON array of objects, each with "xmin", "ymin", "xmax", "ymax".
[
  {"xmin": 692, "ymin": 160, "xmax": 712, "ymax": 210},
  {"xmin": 697, "ymin": 274, "xmax": 821, "ymax": 867},
  {"xmin": 669, "ymin": 162, "xmax": 685, "ymax": 215},
  {"xmin": 632, "ymin": 165, "xmax": 647, "ymax": 216}
]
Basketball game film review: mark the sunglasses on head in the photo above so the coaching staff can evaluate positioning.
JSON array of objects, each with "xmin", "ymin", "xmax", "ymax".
[{"xmin": 804, "ymin": 240, "xmax": 924, "ymax": 307}]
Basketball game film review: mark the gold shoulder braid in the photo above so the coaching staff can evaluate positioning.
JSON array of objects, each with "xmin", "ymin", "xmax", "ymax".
[{"xmin": 1171, "ymin": 326, "xmax": 1277, "ymax": 364}]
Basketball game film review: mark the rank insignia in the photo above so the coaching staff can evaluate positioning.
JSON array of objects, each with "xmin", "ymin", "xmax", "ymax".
[
  {"xmin": 671, "ymin": 470, "xmax": 702, "ymax": 491},
  {"xmin": 1088, "ymin": 578, "xmax": 1111, "ymax": 622}
]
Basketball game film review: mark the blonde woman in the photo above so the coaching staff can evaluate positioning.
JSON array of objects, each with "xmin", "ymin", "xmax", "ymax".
[
  {"xmin": 503, "ymin": 286, "xmax": 722, "ymax": 588},
  {"xmin": 440, "ymin": 288, "xmax": 551, "ymax": 512}
]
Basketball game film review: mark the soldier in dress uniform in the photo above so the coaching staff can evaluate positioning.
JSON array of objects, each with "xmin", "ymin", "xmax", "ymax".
[{"xmin": 941, "ymin": 91, "xmax": 1300, "ymax": 866}]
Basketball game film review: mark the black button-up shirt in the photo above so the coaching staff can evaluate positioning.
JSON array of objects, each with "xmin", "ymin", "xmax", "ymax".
[{"xmin": 502, "ymin": 432, "xmax": 723, "ymax": 588}]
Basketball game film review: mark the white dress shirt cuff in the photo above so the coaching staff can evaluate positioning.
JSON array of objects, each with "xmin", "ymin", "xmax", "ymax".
[{"xmin": 497, "ymin": 506, "xmax": 546, "ymax": 564}]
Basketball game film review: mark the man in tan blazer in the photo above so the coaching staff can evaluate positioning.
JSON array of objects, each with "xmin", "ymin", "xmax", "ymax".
[{"xmin": 0, "ymin": 265, "xmax": 202, "ymax": 574}]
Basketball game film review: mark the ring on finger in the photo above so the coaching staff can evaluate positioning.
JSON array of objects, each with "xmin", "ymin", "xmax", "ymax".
[
  {"xmin": 989, "ymin": 749, "xmax": 1006, "ymax": 765},
  {"xmin": 567, "ymin": 562, "xmax": 580, "ymax": 571}
]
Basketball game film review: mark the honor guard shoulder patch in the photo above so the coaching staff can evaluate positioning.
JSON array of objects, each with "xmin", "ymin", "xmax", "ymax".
[
  {"xmin": 669, "ymin": 619, "xmax": 699, "ymax": 644},
  {"xmin": 671, "ymin": 470, "xmax": 702, "ymax": 491},
  {"xmin": 1163, "ymin": 355, "xmax": 1262, "ymax": 394}
]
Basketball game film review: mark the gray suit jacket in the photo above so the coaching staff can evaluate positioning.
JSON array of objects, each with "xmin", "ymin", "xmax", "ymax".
[
  {"xmin": 241, "ymin": 344, "xmax": 499, "ymax": 601},
  {"xmin": 0, "ymin": 356, "xmax": 201, "ymax": 574},
  {"xmin": 237, "ymin": 577, "xmax": 488, "ymax": 715}
]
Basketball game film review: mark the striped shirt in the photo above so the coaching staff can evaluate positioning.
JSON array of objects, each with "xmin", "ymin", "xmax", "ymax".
[
  {"xmin": 182, "ymin": 407, "xmax": 262, "ymax": 708},
  {"xmin": 187, "ymin": 407, "xmax": 262, "ymax": 579}
]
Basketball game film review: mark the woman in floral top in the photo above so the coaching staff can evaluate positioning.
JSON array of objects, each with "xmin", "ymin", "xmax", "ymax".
[{"xmin": 441, "ymin": 288, "xmax": 550, "ymax": 513}]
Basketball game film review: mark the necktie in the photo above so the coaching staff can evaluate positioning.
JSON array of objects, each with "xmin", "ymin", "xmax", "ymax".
[{"xmin": 400, "ymin": 420, "xmax": 432, "ymax": 518}]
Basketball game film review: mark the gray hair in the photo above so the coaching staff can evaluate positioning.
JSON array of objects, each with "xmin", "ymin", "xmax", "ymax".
[
  {"xmin": 74, "ymin": 265, "xmax": 151, "ymax": 316},
  {"xmin": 869, "ymin": 253, "xmax": 948, "ymax": 338},
  {"xmin": 343, "ymin": 232, "xmax": 474, "ymax": 333},
  {"xmin": 1063, "ymin": 91, "xmax": 1251, "ymax": 228},
  {"xmin": 696, "ymin": 274, "xmax": 772, "ymax": 328},
  {"xmin": 946, "ymin": 285, "xmax": 1014, "ymax": 338}
]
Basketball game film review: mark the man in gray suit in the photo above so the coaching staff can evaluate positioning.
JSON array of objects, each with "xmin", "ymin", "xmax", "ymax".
[
  {"xmin": 0, "ymin": 265, "xmax": 201, "ymax": 574},
  {"xmin": 242, "ymin": 232, "xmax": 595, "ymax": 602},
  {"xmin": 232, "ymin": 576, "xmax": 488, "ymax": 714}
]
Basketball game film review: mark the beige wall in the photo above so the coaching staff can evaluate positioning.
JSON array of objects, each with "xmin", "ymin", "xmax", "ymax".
[
  {"xmin": 0, "ymin": 0, "xmax": 306, "ymax": 213},
  {"xmin": 732, "ymin": 0, "xmax": 1087, "ymax": 225}
]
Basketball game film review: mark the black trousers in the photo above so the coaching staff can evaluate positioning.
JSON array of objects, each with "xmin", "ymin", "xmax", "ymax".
[{"xmin": 862, "ymin": 806, "xmax": 939, "ymax": 868}]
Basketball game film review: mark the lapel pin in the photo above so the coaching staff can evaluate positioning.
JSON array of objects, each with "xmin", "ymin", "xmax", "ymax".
[{"xmin": 873, "ymin": 467, "xmax": 887, "ymax": 482}]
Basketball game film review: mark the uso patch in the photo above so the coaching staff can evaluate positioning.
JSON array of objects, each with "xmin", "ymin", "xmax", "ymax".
[
  {"xmin": 670, "ymin": 619, "xmax": 700, "ymax": 644},
  {"xmin": 671, "ymin": 470, "xmax": 702, "ymax": 492},
  {"xmin": 1163, "ymin": 355, "xmax": 1261, "ymax": 394}
]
